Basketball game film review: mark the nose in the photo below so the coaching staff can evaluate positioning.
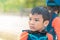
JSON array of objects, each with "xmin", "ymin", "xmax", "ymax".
[{"xmin": 29, "ymin": 20, "xmax": 34, "ymax": 25}]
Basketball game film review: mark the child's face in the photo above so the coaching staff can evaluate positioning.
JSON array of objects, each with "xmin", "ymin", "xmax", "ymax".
[{"xmin": 29, "ymin": 14, "xmax": 49, "ymax": 32}]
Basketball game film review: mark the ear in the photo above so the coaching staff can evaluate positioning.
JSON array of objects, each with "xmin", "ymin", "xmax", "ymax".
[{"xmin": 43, "ymin": 20, "xmax": 49, "ymax": 27}]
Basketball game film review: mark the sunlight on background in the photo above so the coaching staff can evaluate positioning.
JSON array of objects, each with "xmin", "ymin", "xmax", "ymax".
[
  {"xmin": 0, "ymin": 38, "xmax": 3, "ymax": 40},
  {"xmin": 0, "ymin": 14, "xmax": 29, "ymax": 40}
]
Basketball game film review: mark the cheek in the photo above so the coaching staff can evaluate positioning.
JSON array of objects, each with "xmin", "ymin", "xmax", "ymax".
[{"xmin": 35, "ymin": 22, "xmax": 44, "ymax": 28}]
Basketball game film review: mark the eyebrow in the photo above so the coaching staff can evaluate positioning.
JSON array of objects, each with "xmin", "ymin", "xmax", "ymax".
[
  {"xmin": 29, "ymin": 17, "xmax": 40, "ymax": 19},
  {"xmin": 34, "ymin": 18, "xmax": 39, "ymax": 20}
]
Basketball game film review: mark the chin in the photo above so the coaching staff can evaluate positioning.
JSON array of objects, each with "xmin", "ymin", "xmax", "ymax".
[{"xmin": 30, "ymin": 29, "xmax": 36, "ymax": 31}]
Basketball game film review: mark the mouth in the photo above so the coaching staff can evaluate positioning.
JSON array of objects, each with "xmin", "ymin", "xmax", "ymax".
[{"xmin": 30, "ymin": 26, "xmax": 35, "ymax": 29}]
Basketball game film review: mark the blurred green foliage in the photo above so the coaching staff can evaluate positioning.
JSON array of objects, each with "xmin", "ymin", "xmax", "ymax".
[
  {"xmin": 25, "ymin": 0, "xmax": 46, "ymax": 8},
  {"xmin": 0, "ymin": 0, "xmax": 46, "ymax": 12}
]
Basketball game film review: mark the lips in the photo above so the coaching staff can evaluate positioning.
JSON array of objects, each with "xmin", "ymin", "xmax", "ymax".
[{"xmin": 30, "ymin": 26, "xmax": 35, "ymax": 29}]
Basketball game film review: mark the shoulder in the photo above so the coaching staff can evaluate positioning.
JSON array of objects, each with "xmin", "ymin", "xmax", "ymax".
[{"xmin": 20, "ymin": 30, "xmax": 29, "ymax": 40}]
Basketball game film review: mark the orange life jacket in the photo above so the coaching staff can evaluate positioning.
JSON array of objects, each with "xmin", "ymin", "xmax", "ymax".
[
  {"xmin": 20, "ymin": 31, "xmax": 53, "ymax": 40},
  {"xmin": 52, "ymin": 17, "xmax": 60, "ymax": 40}
]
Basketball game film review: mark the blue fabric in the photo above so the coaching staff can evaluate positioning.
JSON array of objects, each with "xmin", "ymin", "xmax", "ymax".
[
  {"xmin": 46, "ymin": 0, "xmax": 60, "ymax": 6},
  {"xmin": 28, "ymin": 32, "xmax": 48, "ymax": 40},
  {"xmin": 55, "ymin": 0, "xmax": 60, "ymax": 6},
  {"xmin": 46, "ymin": 13, "xmax": 58, "ymax": 40},
  {"xmin": 22, "ymin": 30, "xmax": 48, "ymax": 40}
]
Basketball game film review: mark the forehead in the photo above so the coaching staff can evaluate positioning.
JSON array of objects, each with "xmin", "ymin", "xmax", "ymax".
[{"xmin": 29, "ymin": 13, "xmax": 43, "ymax": 19}]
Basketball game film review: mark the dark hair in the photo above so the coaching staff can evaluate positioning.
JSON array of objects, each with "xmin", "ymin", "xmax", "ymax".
[
  {"xmin": 52, "ymin": 6, "xmax": 59, "ymax": 10},
  {"xmin": 47, "ymin": 6, "xmax": 59, "ymax": 13},
  {"xmin": 31, "ymin": 6, "xmax": 50, "ymax": 21}
]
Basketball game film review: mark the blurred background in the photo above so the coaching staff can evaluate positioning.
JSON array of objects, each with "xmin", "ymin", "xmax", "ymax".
[
  {"xmin": 0, "ymin": 0, "xmax": 46, "ymax": 40},
  {"xmin": 0, "ymin": 0, "xmax": 55, "ymax": 40},
  {"xmin": 0, "ymin": 0, "xmax": 46, "ymax": 15}
]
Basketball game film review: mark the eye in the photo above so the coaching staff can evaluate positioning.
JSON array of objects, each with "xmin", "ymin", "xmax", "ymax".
[{"xmin": 35, "ymin": 19, "xmax": 39, "ymax": 22}]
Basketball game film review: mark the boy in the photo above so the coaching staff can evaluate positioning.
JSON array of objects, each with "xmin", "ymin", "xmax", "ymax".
[{"xmin": 20, "ymin": 7, "xmax": 53, "ymax": 40}]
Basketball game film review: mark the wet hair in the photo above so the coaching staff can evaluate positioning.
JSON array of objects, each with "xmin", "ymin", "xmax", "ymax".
[{"xmin": 31, "ymin": 6, "xmax": 50, "ymax": 21}]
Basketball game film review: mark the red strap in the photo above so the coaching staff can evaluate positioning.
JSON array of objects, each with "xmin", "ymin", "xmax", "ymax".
[
  {"xmin": 20, "ymin": 32, "xmax": 28, "ymax": 40},
  {"xmin": 47, "ymin": 33, "xmax": 53, "ymax": 40}
]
